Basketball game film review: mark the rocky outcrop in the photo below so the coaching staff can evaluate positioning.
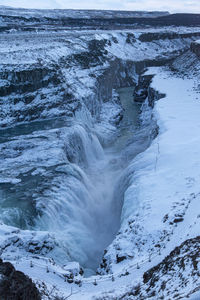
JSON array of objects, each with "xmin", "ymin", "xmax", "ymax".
[
  {"xmin": 139, "ymin": 31, "xmax": 200, "ymax": 42},
  {"xmin": 133, "ymin": 74, "xmax": 165, "ymax": 107},
  {"xmin": 97, "ymin": 58, "xmax": 137, "ymax": 104},
  {"xmin": 134, "ymin": 75, "xmax": 154, "ymax": 104},
  {"xmin": 97, "ymin": 237, "xmax": 200, "ymax": 299},
  {"xmin": 191, "ymin": 40, "xmax": 200, "ymax": 58},
  {"xmin": 0, "ymin": 258, "xmax": 41, "ymax": 300},
  {"xmin": 0, "ymin": 65, "xmax": 74, "ymax": 127},
  {"xmin": 140, "ymin": 236, "xmax": 200, "ymax": 299}
]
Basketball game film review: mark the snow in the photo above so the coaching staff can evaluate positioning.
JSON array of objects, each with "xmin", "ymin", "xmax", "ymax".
[
  {"xmin": 99, "ymin": 66, "xmax": 200, "ymax": 298},
  {"xmin": 0, "ymin": 177, "xmax": 21, "ymax": 184},
  {"xmin": 1, "ymin": 64, "xmax": 198, "ymax": 300},
  {"xmin": 0, "ymin": 13, "xmax": 200, "ymax": 297},
  {"xmin": 186, "ymin": 291, "xmax": 200, "ymax": 300},
  {"xmin": 69, "ymin": 66, "xmax": 200, "ymax": 298},
  {"xmin": 0, "ymin": 6, "xmax": 169, "ymax": 20}
]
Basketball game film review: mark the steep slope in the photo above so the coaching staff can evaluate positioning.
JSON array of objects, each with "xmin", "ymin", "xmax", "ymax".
[
  {"xmin": 96, "ymin": 236, "xmax": 200, "ymax": 300},
  {"xmin": 89, "ymin": 62, "xmax": 200, "ymax": 299}
]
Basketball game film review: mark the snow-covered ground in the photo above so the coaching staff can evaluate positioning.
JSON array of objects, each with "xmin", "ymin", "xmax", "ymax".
[
  {"xmin": 94, "ymin": 66, "xmax": 200, "ymax": 298},
  {"xmin": 106, "ymin": 66, "xmax": 200, "ymax": 262},
  {"xmin": 0, "ymin": 9, "xmax": 200, "ymax": 297},
  {"xmin": 1, "ymin": 61, "xmax": 199, "ymax": 300},
  {"xmin": 81, "ymin": 64, "xmax": 200, "ymax": 299}
]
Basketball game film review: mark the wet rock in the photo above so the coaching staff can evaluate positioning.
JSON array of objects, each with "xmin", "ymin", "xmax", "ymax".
[
  {"xmin": 134, "ymin": 75, "xmax": 154, "ymax": 103},
  {"xmin": 116, "ymin": 254, "xmax": 127, "ymax": 263},
  {"xmin": 173, "ymin": 217, "xmax": 184, "ymax": 223},
  {"xmin": 0, "ymin": 258, "xmax": 41, "ymax": 300},
  {"xmin": 139, "ymin": 32, "xmax": 200, "ymax": 43},
  {"xmin": 126, "ymin": 33, "xmax": 136, "ymax": 44},
  {"xmin": 143, "ymin": 236, "xmax": 200, "ymax": 289},
  {"xmin": 134, "ymin": 74, "xmax": 165, "ymax": 107},
  {"xmin": 191, "ymin": 41, "xmax": 200, "ymax": 58},
  {"xmin": 27, "ymin": 238, "xmax": 54, "ymax": 255}
]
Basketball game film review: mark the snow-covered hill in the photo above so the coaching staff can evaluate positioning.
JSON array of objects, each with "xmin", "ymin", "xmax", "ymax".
[{"xmin": 0, "ymin": 6, "xmax": 169, "ymax": 19}]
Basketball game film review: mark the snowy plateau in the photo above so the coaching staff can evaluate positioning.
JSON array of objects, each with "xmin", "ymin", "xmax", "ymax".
[{"xmin": 0, "ymin": 7, "xmax": 200, "ymax": 300}]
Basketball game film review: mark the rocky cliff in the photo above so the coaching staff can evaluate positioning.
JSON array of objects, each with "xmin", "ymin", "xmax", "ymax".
[
  {"xmin": 191, "ymin": 40, "xmax": 200, "ymax": 58},
  {"xmin": 0, "ymin": 258, "xmax": 41, "ymax": 300}
]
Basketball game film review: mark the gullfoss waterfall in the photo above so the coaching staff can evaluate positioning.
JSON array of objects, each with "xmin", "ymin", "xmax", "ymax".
[{"xmin": 0, "ymin": 84, "xmax": 156, "ymax": 275}]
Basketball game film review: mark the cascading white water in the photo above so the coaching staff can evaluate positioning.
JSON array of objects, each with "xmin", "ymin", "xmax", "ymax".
[
  {"xmin": 0, "ymin": 85, "xmax": 155, "ymax": 276},
  {"xmin": 35, "ymin": 86, "xmax": 154, "ymax": 274}
]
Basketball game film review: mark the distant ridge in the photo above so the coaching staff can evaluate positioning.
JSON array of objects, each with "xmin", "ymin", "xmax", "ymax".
[
  {"xmin": 1, "ymin": 7, "xmax": 200, "ymax": 31},
  {"xmin": 0, "ymin": 6, "xmax": 169, "ymax": 19}
]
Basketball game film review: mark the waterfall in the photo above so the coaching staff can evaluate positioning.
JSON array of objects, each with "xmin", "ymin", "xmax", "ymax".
[{"xmin": 0, "ymin": 83, "xmax": 156, "ymax": 276}]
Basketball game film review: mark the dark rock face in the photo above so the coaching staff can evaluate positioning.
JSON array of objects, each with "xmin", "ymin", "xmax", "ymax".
[
  {"xmin": 0, "ymin": 64, "xmax": 73, "ymax": 127},
  {"xmin": 140, "ymin": 13, "xmax": 200, "ymax": 27},
  {"xmin": 68, "ymin": 39, "xmax": 108, "ymax": 69},
  {"xmin": 0, "ymin": 258, "xmax": 41, "ymax": 300},
  {"xmin": 134, "ymin": 75, "xmax": 154, "ymax": 103},
  {"xmin": 107, "ymin": 236, "xmax": 200, "ymax": 300},
  {"xmin": 143, "ymin": 236, "xmax": 200, "ymax": 287},
  {"xmin": 139, "ymin": 31, "xmax": 200, "ymax": 43},
  {"xmin": 134, "ymin": 74, "xmax": 165, "ymax": 107},
  {"xmin": 0, "ymin": 67, "xmax": 59, "ymax": 96},
  {"xmin": 191, "ymin": 41, "xmax": 200, "ymax": 58},
  {"xmin": 116, "ymin": 254, "xmax": 127, "ymax": 263}
]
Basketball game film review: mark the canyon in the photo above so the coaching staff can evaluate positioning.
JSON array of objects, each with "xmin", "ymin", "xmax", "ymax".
[{"xmin": 0, "ymin": 7, "xmax": 200, "ymax": 299}]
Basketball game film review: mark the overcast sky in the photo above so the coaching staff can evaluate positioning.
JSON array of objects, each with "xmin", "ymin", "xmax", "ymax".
[{"xmin": 1, "ymin": 0, "xmax": 200, "ymax": 13}]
